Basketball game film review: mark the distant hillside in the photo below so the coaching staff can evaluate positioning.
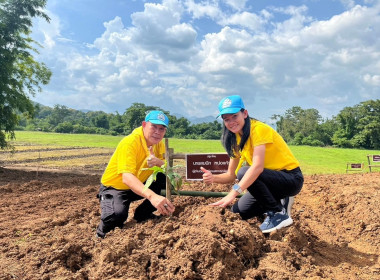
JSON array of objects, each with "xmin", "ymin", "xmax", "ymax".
[{"xmin": 174, "ymin": 113, "xmax": 217, "ymax": 124}]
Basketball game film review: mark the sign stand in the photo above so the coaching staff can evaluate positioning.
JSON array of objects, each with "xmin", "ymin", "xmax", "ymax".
[
  {"xmin": 367, "ymin": 155, "xmax": 380, "ymax": 173},
  {"xmin": 345, "ymin": 162, "xmax": 364, "ymax": 173},
  {"xmin": 163, "ymin": 139, "xmax": 242, "ymax": 199}
]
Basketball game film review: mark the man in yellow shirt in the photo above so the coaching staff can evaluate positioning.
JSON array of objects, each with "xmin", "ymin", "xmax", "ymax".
[{"xmin": 96, "ymin": 110, "xmax": 175, "ymax": 238}]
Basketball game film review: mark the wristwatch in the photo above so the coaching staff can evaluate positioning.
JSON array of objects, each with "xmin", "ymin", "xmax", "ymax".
[{"xmin": 232, "ymin": 184, "xmax": 243, "ymax": 194}]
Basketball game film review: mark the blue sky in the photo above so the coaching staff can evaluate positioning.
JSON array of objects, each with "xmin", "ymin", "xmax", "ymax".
[{"xmin": 31, "ymin": 0, "xmax": 380, "ymax": 124}]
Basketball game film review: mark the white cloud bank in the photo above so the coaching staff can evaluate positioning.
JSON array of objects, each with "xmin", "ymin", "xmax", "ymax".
[{"xmin": 33, "ymin": 0, "xmax": 380, "ymax": 122}]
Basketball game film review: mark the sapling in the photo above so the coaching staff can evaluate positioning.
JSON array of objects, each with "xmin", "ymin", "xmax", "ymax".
[{"xmin": 143, "ymin": 161, "xmax": 183, "ymax": 195}]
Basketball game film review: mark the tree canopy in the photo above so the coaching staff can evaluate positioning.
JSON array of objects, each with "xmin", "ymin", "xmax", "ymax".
[
  {"xmin": 12, "ymin": 99, "xmax": 379, "ymax": 150},
  {"xmin": 332, "ymin": 100, "xmax": 380, "ymax": 149},
  {"xmin": 272, "ymin": 100, "xmax": 380, "ymax": 149},
  {"xmin": 0, "ymin": 0, "xmax": 51, "ymax": 149},
  {"xmin": 17, "ymin": 102, "xmax": 223, "ymax": 140}
]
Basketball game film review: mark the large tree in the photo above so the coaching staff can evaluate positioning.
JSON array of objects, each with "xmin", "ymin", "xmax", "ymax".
[
  {"xmin": 0, "ymin": 0, "xmax": 51, "ymax": 149},
  {"xmin": 272, "ymin": 106, "xmax": 322, "ymax": 144},
  {"xmin": 123, "ymin": 103, "xmax": 163, "ymax": 134},
  {"xmin": 333, "ymin": 100, "xmax": 380, "ymax": 149}
]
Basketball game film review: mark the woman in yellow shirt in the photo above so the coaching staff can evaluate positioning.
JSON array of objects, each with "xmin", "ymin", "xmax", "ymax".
[{"xmin": 201, "ymin": 95, "xmax": 304, "ymax": 233}]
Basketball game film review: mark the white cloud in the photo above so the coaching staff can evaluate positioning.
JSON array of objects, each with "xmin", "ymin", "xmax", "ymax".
[
  {"xmin": 34, "ymin": 10, "xmax": 62, "ymax": 49},
  {"xmin": 185, "ymin": 0, "xmax": 222, "ymax": 20},
  {"xmin": 221, "ymin": 11, "xmax": 266, "ymax": 31},
  {"xmin": 223, "ymin": 0, "xmax": 247, "ymax": 11},
  {"xmin": 130, "ymin": 2, "xmax": 198, "ymax": 61},
  {"xmin": 340, "ymin": 0, "xmax": 356, "ymax": 9},
  {"xmin": 32, "ymin": 1, "xmax": 380, "ymax": 120},
  {"xmin": 363, "ymin": 74, "xmax": 380, "ymax": 86},
  {"xmin": 271, "ymin": 5, "xmax": 312, "ymax": 35},
  {"xmin": 319, "ymin": 95, "xmax": 349, "ymax": 105}
]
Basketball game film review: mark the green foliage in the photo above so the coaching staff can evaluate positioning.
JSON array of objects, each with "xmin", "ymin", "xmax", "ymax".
[
  {"xmin": 14, "ymin": 101, "xmax": 224, "ymax": 140},
  {"xmin": 8, "ymin": 91, "xmax": 380, "ymax": 150},
  {"xmin": 123, "ymin": 103, "xmax": 161, "ymax": 134},
  {"xmin": 92, "ymin": 113, "xmax": 110, "ymax": 129},
  {"xmin": 333, "ymin": 100, "xmax": 380, "ymax": 149},
  {"xmin": 0, "ymin": 0, "xmax": 51, "ymax": 149},
  {"xmin": 272, "ymin": 100, "xmax": 379, "ymax": 149},
  {"xmin": 272, "ymin": 106, "xmax": 322, "ymax": 144},
  {"xmin": 48, "ymin": 105, "xmax": 71, "ymax": 127},
  {"xmin": 143, "ymin": 162, "xmax": 183, "ymax": 194},
  {"xmin": 187, "ymin": 121, "xmax": 222, "ymax": 139},
  {"xmin": 55, "ymin": 121, "xmax": 73, "ymax": 133}
]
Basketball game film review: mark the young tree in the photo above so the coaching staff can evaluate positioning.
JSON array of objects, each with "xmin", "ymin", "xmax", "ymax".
[{"xmin": 0, "ymin": 0, "xmax": 51, "ymax": 149}]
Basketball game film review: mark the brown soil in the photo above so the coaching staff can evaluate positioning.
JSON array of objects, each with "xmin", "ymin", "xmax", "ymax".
[{"xmin": 0, "ymin": 167, "xmax": 379, "ymax": 280}]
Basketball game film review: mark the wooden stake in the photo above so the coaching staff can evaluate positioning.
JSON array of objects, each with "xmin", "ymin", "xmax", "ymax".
[{"xmin": 165, "ymin": 138, "xmax": 172, "ymax": 201}]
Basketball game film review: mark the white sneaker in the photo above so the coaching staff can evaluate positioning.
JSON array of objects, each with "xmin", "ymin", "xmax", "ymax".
[{"xmin": 281, "ymin": 196, "xmax": 295, "ymax": 218}]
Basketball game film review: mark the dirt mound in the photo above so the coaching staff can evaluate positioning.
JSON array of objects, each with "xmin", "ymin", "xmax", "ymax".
[{"xmin": 0, "ymin": 168, "xmax": 379, "ymax": 280}]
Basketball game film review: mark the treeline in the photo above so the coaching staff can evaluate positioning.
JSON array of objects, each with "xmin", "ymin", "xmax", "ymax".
[
  {"xmin": 16, "ymin": 103, "xmax": 222, "ymax": 140},
  {"xmin": 16, "ymin": 99, "xmax": 379, "ymax": 149},
  {"xmin": 272, "ymin": 99, "xmax": 379, "ymax": 149}
]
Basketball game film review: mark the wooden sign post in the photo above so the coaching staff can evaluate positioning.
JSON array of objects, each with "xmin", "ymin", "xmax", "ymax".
[{"xmin": 367, "ymin": 155, "xmax": 380, "ymax": 173}]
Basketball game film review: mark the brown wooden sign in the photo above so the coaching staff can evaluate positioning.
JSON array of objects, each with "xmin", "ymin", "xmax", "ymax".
[
  {"xmin": 373, "ymin": 155, "xmax": 380, "ymax": 162},
  {"xmin": 186, "ymin": 153, "xmax": 230, "ymax": 180},
  {"xmin": 350, "ymin": 163, "xmax": 362, "ymax": 169}
]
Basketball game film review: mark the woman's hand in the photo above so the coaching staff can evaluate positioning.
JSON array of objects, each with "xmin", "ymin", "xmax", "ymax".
[
  {"xmin": 209, "ymin": 191, "xmax": 238, "ymax": 208},
  {"xmin": 201, "ymin": 167, "xmax": 214, "ymax": 184}
]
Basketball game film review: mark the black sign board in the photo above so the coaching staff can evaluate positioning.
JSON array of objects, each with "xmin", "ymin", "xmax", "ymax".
[{"xmin": 186, "ymin": 153, "xmax": 230, "ymax": 180}]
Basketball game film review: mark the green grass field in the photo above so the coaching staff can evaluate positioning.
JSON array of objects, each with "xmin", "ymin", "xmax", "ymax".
[{"xmin": 9, "ymin": 131, "xmax": 380, "ymax": 174}]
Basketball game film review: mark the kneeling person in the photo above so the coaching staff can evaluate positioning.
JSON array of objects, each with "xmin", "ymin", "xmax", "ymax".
[{"xmin": 96, "ymin": 110, "xmax": 175, "ymax": 238}]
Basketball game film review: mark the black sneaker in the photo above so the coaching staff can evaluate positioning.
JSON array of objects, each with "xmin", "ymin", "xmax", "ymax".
[
  {"xmin": 281, "ymin": 196, "xmax": 294, "ymax": 217},
  {"xmin": 134, "ymin": 213, "xmax": 161, "ymax": 223},
  {"xmin": 96, "ymin": 227, "xmax": 105, "ymax": 239},
  {"xmin": 96, "ymin": 232, "xmax": 104, "ymax": 239}
]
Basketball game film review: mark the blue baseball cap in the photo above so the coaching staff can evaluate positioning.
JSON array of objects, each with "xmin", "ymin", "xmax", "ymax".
[
  {"xmin": 145, "ymin": 110, "xmax": 169, "ymax": 127},
  {"xmin": 217, "ymin": 95, "xmax": 245, "ymax": 117}
]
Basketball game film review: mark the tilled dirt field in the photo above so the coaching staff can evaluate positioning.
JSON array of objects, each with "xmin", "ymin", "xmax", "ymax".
[{"xmin": 0, "ymin": 167, "xmax": 379, "ymax": 280}]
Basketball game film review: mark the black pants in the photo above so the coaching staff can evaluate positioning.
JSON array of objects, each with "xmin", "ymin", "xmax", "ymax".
[
  {"xmin": 231, "ymin": 167, "xmax": 303, "ymax": 220},
  {"xmin": 96, "ymin": 173, "xmax": 166, "ymax": 237}
]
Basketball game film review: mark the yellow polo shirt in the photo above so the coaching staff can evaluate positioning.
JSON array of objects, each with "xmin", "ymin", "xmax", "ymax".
[
  {"xmin": 101, "ymin": 127, "xmax": 166, "ymax": 190},
  {"xmin": 235, "ymin": 120, "xmax": 299, "ymax": 173}
]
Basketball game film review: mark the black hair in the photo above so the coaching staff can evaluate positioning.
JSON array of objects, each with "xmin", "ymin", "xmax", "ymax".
[{"xmin": 221, "ymin": 109, "xmax": 252, "ymax": 157}]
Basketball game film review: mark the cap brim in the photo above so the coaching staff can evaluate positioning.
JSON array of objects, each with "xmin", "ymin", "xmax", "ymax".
[
  {"xmin": 148, "ymin": 120, "xmax": 168, "ymax": 127},
  {"xmin": 216, "ymin": 107, "xmax": 242, "ymax": 118}
]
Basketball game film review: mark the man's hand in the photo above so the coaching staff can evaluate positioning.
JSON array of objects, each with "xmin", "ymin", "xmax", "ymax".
[
  {"xmin": 150, "ymin": 193, "xmax": 175, "ymax": 215},
  {"xmin": 147, "ymin": 146, "xmax": 163, "ymax": 167},
  {"xmin": 201, "ymin": 166, "xmax": 214, "ymax": 184},
  {"xmin": 122, "ymin": 173, "xmax": 174, "ymax": 215}
]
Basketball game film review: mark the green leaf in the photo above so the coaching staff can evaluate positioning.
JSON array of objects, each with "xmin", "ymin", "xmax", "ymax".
[{"xmin": 142, "ymin": 161, "xmax": 184, "ymax": 194}]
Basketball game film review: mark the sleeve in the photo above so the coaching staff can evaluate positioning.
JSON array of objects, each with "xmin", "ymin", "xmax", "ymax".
[
  {"xmin": 116, "ymin": 137, "xmax": 138, "ymax": 175},
  {"xmin": 251, "ymin": 124, "xmax": 274, "ymax": 146}
]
